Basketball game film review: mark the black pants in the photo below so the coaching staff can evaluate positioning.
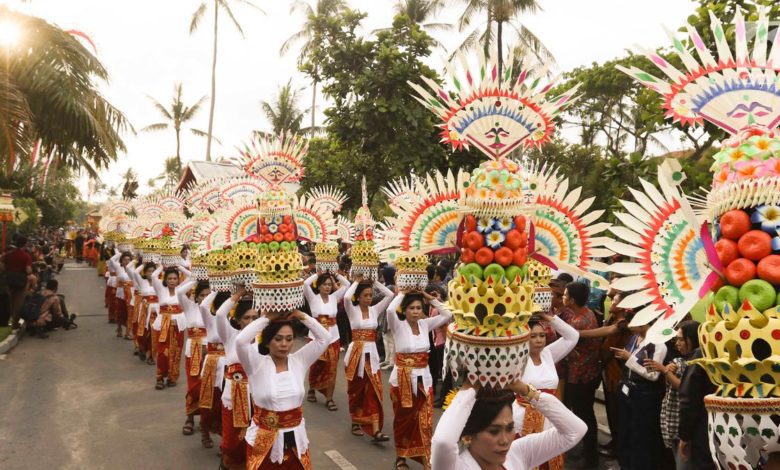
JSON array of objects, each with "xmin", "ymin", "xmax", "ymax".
[
  {"xmin": 565, "ymin": 378, "xmax": 600, "ymax": 463},
  {"xmin": 618, "ymin": 386, "xmax": 664, "ymax": 470}
]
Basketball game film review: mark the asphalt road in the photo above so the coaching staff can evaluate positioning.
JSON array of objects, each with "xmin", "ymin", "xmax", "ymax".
[{"xmin": 0, "ymin": 262, "xmax": 616, "ymax": 470}]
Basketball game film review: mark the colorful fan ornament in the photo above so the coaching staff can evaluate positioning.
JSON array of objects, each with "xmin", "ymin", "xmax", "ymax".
[
  {"xmin": 349, "ymin": 177, "xmax": 380, "ymax": 280},
  {"xmin": 398, "ymin": 50, "xmax": 609, "ymax": 389},
  {"xmin": 236, "ymin": 132, "xmax": 305, "ymax": 187},
  {"xmin": 297, "ymin": 188, "xmax": 345, "ymax": 273},
  {"xmin": 614, "ymin": 8, "xmax": 780, "ymax": 468},
  {"xmin": 409, "ymin": 50, "xmax": 579, "ymax": 159}
]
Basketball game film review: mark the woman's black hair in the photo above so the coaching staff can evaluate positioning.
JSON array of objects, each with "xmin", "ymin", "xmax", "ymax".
[
  {"xmin": 214, "ymin": 291, "xmax": 231, "ymax": 311},
  {"xmin": 351, "ymin": 281, "xmax": 374, "ymax": 306},
  {"xmin": 461, "ymin": 388, "xmax": 515, "ymax": 437},
  {"xmin": 678, "ymin": 320, "xmax": 700, "ymax": 356},
  {"xmin": 229, "ymin": 300, "xmax": 255, "ymax": 330},
  {"xmin": 141, "ymin": 262, "xmax": 156, "ymax": 279},
  {"xmin": 527, "ymin": 314, "xmax": 545, "ymax": 332},
  {"xmin": 162, "ymin": 267, "xmax": 180, "ymax": 287},
  {"xmin": 312, "ymin": 273, "xmax": 336, "ymax": 295},
  {"xmin": 120, "ymin": 251, "xmax": 133, "ymax": 263},
  {"xmin": 397, "ymin": 293, "xmax": 425, "ymax": 321},
  {"xmin": 194, "ymin": 280, "xmax": 210, "ymax": 298},
  {"xmin": 258, "ymin": 320, "xmax": 295, "ymax": 355}
]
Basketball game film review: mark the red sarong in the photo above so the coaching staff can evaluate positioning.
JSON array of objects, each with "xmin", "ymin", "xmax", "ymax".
[
  {"xmin": 222, "ymin": 363, "xmax": 249, "ymax": 470},
  {"xmin": 184, "ymin": 355, "xmax": 203, "ymax": 416},
  {"xmin": 105, "ymin": 285, "xmax": 116, "ymax": 319},
  {"xmin": 308, "ymin": 339, "xmax": 339, "ymax": 392},
  {"xmin": 256, "ymin": 448, "xmax": 311, "ymax": 470},
  {"xmin": 390, "ymin": 384, "xmax": 433, "ymax": 467},
  {"xmin": 517, "ymin": 389, "xmax": 564, "ymax": 470},
  {"xmin": 112, "ymin": 296, "xmax": 127, "ymax": 326},
  {"xmin": 346, "ymin": 329, "xmax": 383, "ymax": 435},
  {"xmin": 200, "ymin": 343, "xmax": 225, "ymax": 434},
  {"xmin": 148, "ymin": 310, "xmax": 158, "ymax": 359}
]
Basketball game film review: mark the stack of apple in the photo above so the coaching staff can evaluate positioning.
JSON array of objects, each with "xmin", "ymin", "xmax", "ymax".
[
  {"xmin": 713, "ymin": 208, "xmax": 780, "ymax": 312},
  {"xmin": 257, "ymin": 214, "xmax": 298, "ymax": 254},
  {"xmin": 458, "ymin": 214, "xmax": 529, "ymax": 283}
]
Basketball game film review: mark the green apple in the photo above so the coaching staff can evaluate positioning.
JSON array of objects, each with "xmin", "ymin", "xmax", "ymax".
[
  {"xmin": 504, "ymin": 265, "xmax": 522, "ymax": 283},
  {"xmin": 714, "ymin": 285, "xmax": 739, "ymax": 313},
  {"xmin": 459, "ymin": 262, "xmax": 483, "ymax": 281},
  {"xmin": 520, "ymin": 264, "xmax": 529, "ymax": 281},
  {"xmin": 738, "ymin": 279, "xmax": 776, "ymax": 312},
  {"xmin": 483, "ymin": 263, "xmax": 506, "ymax": 283}
]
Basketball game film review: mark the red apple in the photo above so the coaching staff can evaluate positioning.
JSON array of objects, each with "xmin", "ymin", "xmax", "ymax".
[
  {"xmin": 719, "ymin": 209, "xmax": 751, "ymax": 240},
  {"xmin": 494, "ymin": 247, "xmax": 514, "ymax": 267},
  {"xmin": 513, "ymin": 247, "xmax": 528, "ymax": 266},
  {"xmin": 715, "ymin": 238, "xmax": 739, "ymax": 267},
  {"xmin": 737, "ymin": 230, "xmax": 772, "ymax": 261},
  {"xmin": 724, "ymin": 257, "xmax": 757, "ymax": 287},
  {"xmin": 757, "ymin": 255, "xmax": 780, "ymax": 285},
  {"xmin": 504, "ymin": 229, "xmax": 525, "ymax": 250}
]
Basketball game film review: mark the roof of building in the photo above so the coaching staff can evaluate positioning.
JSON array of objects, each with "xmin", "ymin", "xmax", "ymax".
[{"xmin": 176, "ymin": 160, "xmax": 245, "ymax": 193}]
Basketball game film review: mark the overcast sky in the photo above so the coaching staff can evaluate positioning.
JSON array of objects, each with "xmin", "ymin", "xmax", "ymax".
[{"xmin": 5, "ymin": 0, "xmax": 696, "ymax": 200}]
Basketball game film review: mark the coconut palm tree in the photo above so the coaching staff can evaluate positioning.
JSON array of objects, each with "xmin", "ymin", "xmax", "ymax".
[
  {"xmin": 190, "ymin": 0, "xmax": 263, "ymax": 161},
  {"xmin": 141, "ymin": 83, "xmax": 211, "ymax": 173},
  {"xmin": 454, "ymin": 0, "xmax": 553, "ymax": 78},
  {"xmin": 0, "ymin": 6, "xmax": 130, "ymax": 179},
  {"xmin": 375, "ymin": 0, "xmax": 451, "ymax": 48},
  {"xmin": 280, "ymin": 0, "xmax": 348, "ymax": 133},
  {"xmin": 259, "ymin": 79, "xmax": 307, "ymax": 135},
  {"xmin": 120, "ymin": 168, "xmax": 139, "ymax": 199}
]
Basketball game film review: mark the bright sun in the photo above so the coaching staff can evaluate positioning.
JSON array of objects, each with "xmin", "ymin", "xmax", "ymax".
[{"xmin": 0, "ymin": 20, "xmax": 21, "ymax": 47}]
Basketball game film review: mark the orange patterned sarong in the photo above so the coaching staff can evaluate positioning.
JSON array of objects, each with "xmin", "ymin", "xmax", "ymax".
[
  {"xmin": 246, "ymin": 406, "xmax": 310, "ymax": 470},
  {"xmin": 395, "ymin": 352, "xmax": 429, "ymax": 408},
  {"xmin": 517, "ymin": 389, "xmax": 564, "ymax": 470},
  {"xmin": 308, "ymin": 339, "xmax": 340, "ymax": 392},
  {"xmin": 390, "ymin": 384, "xmax": 432, "ymax": 467}
]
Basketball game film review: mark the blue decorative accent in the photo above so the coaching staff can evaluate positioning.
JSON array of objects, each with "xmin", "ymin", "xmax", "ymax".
[
  {"xmin": 690, "ymin": 76, "xmax": 780, "ymax": 113},
  {"xmin": 453, "ymin": 103, "xmax": 537, "ymax": 137}
]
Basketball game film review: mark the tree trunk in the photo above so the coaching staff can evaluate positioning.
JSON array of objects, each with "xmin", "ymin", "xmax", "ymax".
[
  {"xmin": 175, "ymin": 126, "xmax": 182, "ymax": 173},
  {"xmin": 205, "ymin": 1, "xmax": 219, "ymax": 161},
  {"xmin": 497, "ymin": 20, "xmax": 504, "ymax": 83},
  {"xmin": 310, "ymin": 78, "xmax": 317, "ymax": 135},
  {"xmin": 483, "ymin": 4, "xmax": 492, "ymax": 57}
]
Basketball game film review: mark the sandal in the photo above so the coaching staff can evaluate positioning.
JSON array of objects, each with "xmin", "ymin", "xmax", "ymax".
[
  {"xmin": 166, "ymin": 380, "xmax": 177, "ymax": 387},
  {"xmin": 371, "ymin": 431, "xmax": 390, "ymax": 442},
  {"xmin": 124, "ymin": 334, "xmax": 132, "ymax": 340},
  {"xmin": 395, "ymin": 458, "xmax": 409, "ymax": 470},
  {"xmin": 306, "ymin": 390, "xmax": 316, "ymax": 402},
  {"xmin": 201, "ymin": 435, "xmax": 214, "ymax": 448},
  {"xmin": 146, "ymin": 356, "xmax": 155, "ymax": 365},
  {"xmin": 325, "ymin": 399, "xmax": 338, "ymax": 411},
  {"xmin": 182, "ymin": 420, "xmax": 194, "ymax": 435},
  {"xmin": 351, "ymin": 424, "xmax": 364, "ymax": 436},
  {"xmin": 155, "ymin": 379, "xmax": 165, "ymax": 390},
  {"xmin": 116, "ymin": 331, "xmax": 122, "ymax": 338}
]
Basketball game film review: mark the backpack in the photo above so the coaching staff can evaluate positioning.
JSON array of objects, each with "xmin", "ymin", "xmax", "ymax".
[{"xmin": 20, "ymin": 293, "xmax": 48, "ymax": 322}]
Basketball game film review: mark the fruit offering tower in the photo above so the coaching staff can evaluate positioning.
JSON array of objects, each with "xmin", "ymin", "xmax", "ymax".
[
  {"xmin": 350, "ymin": 177, "xmax": 380, "ymax": 280},
  {"xmin": 378, "ymin": 51, "xmax": 610, "ymax": 389},
  {"xmin": 611, "ymin": 8, "xmax": 780, "ymax": 467}
]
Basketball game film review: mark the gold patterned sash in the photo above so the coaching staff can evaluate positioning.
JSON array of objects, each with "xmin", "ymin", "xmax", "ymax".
[
  {"xmin": 158, "ymin": 305, "xmax": 182, "ymax": 343},
  {"xmin": 226, "ymin": 363, "xmax": 250, "ymax": 428},
  {"xmin": 345, "ymin": 329, "xmax": 377, "ymax": 381},
  {"xmin": 248, "ymin": 406, "xmax": 307, "ymax": 470},
  {"xmin": 187, "ymin": 327, "xmax": 206, "ymax": 376},
  {"xmin": 395, "ymin": 352, "xmax": 429, "ymax": 408},
  {"xmin": 517, "ymin": 388, "xmax": 563, "ymax": 470},
  {"xmin": 137, "ymin": 295, "xmax": 158, "ymax": 336},
  {"xmin": 199, "ymin": 343, "xmax": 225, "ymax": 408}
]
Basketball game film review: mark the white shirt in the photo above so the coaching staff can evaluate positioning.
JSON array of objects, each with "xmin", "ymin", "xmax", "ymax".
[
  {"xmin": 303, "ymin": 273, "xmax": 349, "ymax": 343},
  {"xmin": 236, "ymin": 315, "xmax": 330, "ymax": 465},
  {"xmin": 432, "ymin": 388, "xmax": 587, "ymax": 470},
  {"xmin": 386, "ymin": 294, "xmax": 452, "ymax": 396},
  {"xmin": 178, "ymin": 279, "xmax": 206, "ymax": 357},
  {"xmin": 151, "ymin": 266, "xmax": 187, "ymax": 331},
  {"xmin": 129, "ymin": 264, "xmax": 157, "ymax": 326},
  {"xmin": 204, "ymin": 295, "xmax": 250, "ymax": 410},
  {"xmin": 513, "ymin": 316, "xmax": 579, "ymax": 432},
  {"xmin": 108, "ymin": 253, "xmax": 130, "ymax": 299},
  {"xmin": 343, "ymin": 280, "xmax": 395, "ymax": 377}
]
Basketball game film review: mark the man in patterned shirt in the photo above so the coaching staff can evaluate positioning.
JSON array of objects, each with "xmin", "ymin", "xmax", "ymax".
[{"xmin": 561, "ymin": 281, "xmax": 601, "ymax": 468}]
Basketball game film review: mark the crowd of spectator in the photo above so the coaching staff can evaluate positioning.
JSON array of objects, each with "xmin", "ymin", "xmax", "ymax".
[{"xmin": 1, "ymin": 229, "xmax": 78, "ymax": 338}]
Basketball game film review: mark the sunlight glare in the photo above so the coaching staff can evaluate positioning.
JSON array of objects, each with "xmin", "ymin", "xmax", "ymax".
[{"xmin": 0, "ymin": 20, "xmax": 21, "ymax": 47}]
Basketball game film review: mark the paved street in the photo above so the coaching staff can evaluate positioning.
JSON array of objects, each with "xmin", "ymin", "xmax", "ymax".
[{"xmin": 0, "ymin": 263, "xmax": 616, "ymax": 469}]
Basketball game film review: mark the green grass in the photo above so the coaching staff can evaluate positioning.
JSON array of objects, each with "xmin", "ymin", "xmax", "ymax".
[{"xmin": 0, "ymin": 326, "xmax": 10, "ymax": 344}]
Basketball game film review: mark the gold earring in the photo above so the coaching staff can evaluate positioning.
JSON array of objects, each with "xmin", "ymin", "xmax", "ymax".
[{"xmin": 461, "ymin": 437, "xmax": 472, "ymax": 448}]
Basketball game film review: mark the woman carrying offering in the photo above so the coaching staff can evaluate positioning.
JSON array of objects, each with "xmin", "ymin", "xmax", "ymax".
[
  {"xmin": 343, "ymin": 275, "xmax": 395, "ymax": 441},
  {"xmin": 130, "ymin": 261, "xmax": 158, "ymax": 365},
  {"xmin": 151, "ymin": 265, "xmax": 188, "ymax": 390},
  {"xmin": 205, "ymin": 287, "xmax": 256, "ymax": 470},
  {"xmin": 303, "ymin": 271, "xmax": 350, "ymax": 411},
  {"xmin": 235, "ymin": 308, "xmax": 331, "ymax": 470},
  {"xmin": 197, "ymin": 288, "xmax": 228, "ymax": 452},
  {"xmin": 512, "ymin": 313, "xmax": 580, "ymax": 470},
  {"xmin": 107, "ymin": 251, "xmax": 133, "ymax": 339},
  {"xmin": 176, "ymin": 276, "xmax": 213, "ymax": 446},
  {"xmin": 386, "ymin": 288, "xmax": 453, "ymax": 470},
  {"xmin": 431, "ymin": 380, "xmax": 587, "ymax": 470}
]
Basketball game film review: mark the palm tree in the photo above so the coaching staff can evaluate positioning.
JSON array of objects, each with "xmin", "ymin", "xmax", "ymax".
[
  {"xmin": 375, "ymin": 0, "xmax": 451, "ymax": 48},
  {"xmin": 259, "ymin": 79, "xmax": 307, "ymax": 135},
  {"xmin": 0, "ymin": 6, "xmax": 130, "ymax": 179},
  {"xmin": 155, "ymin": 157, "xmax": 182, "ymax": 190},
  {"xmin": 141, "ymin": 83, "xmax": 210, "ymax": 173},
  {"xmin": 120, "ymin": 168, "xmax": 139, "ymax": 199},
  {"xmin": 280, "ymin": 0, "xmax": 348, "ymax": 133},
  {"xmin": 455, "ymin": 0, "xmax": 553, "ymax": 78},
  {"xmin": 190, "ymin": 0, "xmax": 263, "ymax": 161}
]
